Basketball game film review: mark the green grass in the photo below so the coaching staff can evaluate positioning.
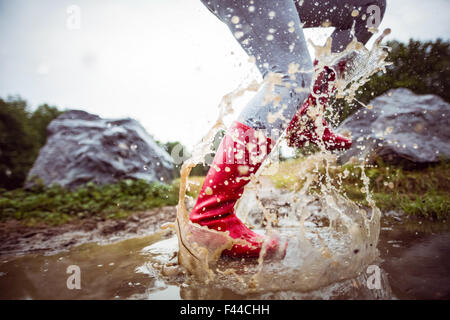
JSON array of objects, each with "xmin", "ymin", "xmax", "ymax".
[
  {"xmin": 270, "ymin": 158, "xmax": 450, "ymax": 220},
  {"xmin": 1, "ymin": 160, "xmax": 448, "ymax": 226},
  {"xmin": 0, "ymin": 179, "xmax": 178, "ymax": 226},
  {"xmin": 172, "ymin": 176, "xmax": 205, "ymax": 199},
  {"xmin": 172, "ymin": 160, "xmax": 450, "ymax": 220}
]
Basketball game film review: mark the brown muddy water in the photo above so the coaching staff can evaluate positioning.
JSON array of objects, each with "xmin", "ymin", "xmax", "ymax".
[{"xmin": 0, "ymin": 214, "xmax": 448, "ymax": 300}]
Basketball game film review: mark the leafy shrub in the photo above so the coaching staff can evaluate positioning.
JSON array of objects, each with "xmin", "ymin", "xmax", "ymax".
[
  {"xmin": 332, "ymin": 38, "xmax": 450, "ymax": 124},
  {"xmin": 0, "ymin": 97, "xmax": 63, "ymax": 189},
  {"xmin": 0, "ymin": 179, "xmax": 178, "ymax": 225}
]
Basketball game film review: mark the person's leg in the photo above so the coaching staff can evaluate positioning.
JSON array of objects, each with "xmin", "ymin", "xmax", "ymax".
[
  {"xmin": 285, "ymin": 0, "xmax": 387, "ymax": 151},
  {"xmin": 295, "ymin": 0, "xmax": 387, "ymax": 52},
  {"xmin": 191, "ymin": 0, "xmax": 312, "ymax": 258},
  {"xmin": 199, "ymin": 0, "xmax": 387, "ymax": 139},
  {"xmin": 200, "ymin": 0, "xmax": 314, "ymax": 137}
]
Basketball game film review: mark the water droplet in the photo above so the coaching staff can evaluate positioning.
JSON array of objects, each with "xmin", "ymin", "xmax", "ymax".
[
  {"xmin": 205, "ymin": 187, "xmax": 213, "ymax": 195},
  {"xmin": 231, "ymin": 16, "xmax": 240, "ymax": 24},
  {"xmin": 234, "ymin": 31, "xmax": 244, "ymax": 39}
]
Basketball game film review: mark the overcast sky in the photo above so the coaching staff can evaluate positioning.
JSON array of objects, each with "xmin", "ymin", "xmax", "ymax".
[{"xmin": 1, "ymin": 0, "xmax": 449, "ymax": 148}]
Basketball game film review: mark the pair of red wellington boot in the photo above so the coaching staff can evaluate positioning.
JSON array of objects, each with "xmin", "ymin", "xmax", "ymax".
[{"xmin": 189, "ymin": 61, "xmax": 352, "ymax": 259}]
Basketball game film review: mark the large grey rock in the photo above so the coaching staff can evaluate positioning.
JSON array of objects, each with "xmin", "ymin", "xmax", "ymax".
[
  {"xmin": 338, "ymin": 88, "xmax": 450, "ymax": 165},
  {"xmin": 26, "ymin": 110, "xmax": 174, "ymax": 189}
]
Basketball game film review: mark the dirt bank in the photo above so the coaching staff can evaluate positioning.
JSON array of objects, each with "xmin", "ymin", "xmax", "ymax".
[{"xmin": 0, "ymin": 206, "xmax": 177, "ymax": 258}]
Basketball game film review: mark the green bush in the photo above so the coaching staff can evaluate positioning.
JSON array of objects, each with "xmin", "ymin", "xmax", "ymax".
[
  {"xmin": 333, "ymin": 38, "xmax": 450, "ymax": 124},
  {"xmin": 0, "ymin": 179, "xmax": 178, "ymax": 225},
  {"xmin": 0, "ymin": 96, "xmax": 63, "ymax": 190}
]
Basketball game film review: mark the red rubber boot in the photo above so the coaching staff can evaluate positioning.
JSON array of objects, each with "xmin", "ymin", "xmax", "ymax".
[
  {"xmin": 286, "ymin": 60, "xmax": 352, "ymax": 151},
  {"xmin": 189, "ymin": 121, "xmax": 279, "ymax": 258}
]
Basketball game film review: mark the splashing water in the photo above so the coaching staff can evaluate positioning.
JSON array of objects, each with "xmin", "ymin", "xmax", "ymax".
[{"xmin": 159, "ymin": 29, "xmax": 393, "ymax": 295}]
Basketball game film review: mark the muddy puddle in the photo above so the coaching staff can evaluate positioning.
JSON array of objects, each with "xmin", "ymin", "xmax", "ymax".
[
  {"xmin": 0, "ymin": 214, "xmax": 448, "ymax": 300},
  {"xmin": 377, "ymin": 215, "xmax": 450, "ymax": 299}
]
